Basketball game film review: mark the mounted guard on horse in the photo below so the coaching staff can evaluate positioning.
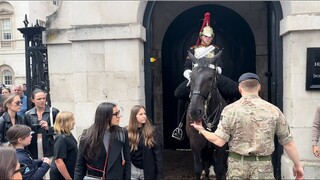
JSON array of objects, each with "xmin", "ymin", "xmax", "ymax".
[
  {"xmin": 171, "ymin": 12, "xmax": 241, "ymax": 180},
  {"xmin": 172, "ymin": 12, "xmax": 240, "ymax": 141}
]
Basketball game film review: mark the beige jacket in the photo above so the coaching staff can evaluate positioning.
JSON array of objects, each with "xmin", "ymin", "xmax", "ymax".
[{"xmin": 312, "ymin": 104, "xmax": 320, "ymax": 145}]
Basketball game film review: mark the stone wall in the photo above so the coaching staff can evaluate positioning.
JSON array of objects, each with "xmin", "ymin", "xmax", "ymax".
[
  {"xmin": 44, "ymin": 1, "xmax": 147, "ymax": 138},
  {"xmin": 280, "ymin": 1, "xmax": 320, "ymax": 178}
]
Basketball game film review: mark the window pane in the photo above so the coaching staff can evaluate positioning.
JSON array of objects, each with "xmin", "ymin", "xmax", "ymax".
[
  {"xmin": 3, "ymin": 70, "xmax": 12, "ymax": 85},
  {"xmin": 2, "ymin": 19, "xmax": 11, "ymax": 30},
  {"xmin": 1, "ymin": 19, "xmax": 11, "ymax": 40},
  {"xmin": 3, "ymin": 32, "xmax": 11, "ymax": 40}
]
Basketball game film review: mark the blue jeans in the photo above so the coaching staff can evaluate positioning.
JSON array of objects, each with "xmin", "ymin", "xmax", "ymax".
[{"xmin": 131, "ymin": 163, "xmax": 144, "ymax": 180}]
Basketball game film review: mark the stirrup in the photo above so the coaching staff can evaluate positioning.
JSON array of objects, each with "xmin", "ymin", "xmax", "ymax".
[{"xmin": 172, "ymin": 122, "xmax": 184, "ymax": 141}]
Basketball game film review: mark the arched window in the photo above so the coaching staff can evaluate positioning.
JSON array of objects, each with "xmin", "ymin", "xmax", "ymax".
[
  {"xmin": 0, "ymin": 2, "xmax": 14, "ymax": 48},
  {"xmin": 2, "ymin": 70, "xmax": 12, "ymax": 86}
]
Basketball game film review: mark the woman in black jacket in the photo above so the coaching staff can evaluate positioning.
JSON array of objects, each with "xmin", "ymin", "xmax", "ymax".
[
  {"xmin": 74, "ymin": 102, "xmax": 131, "ymax": 180},
  {"xmin": 0, "ymin": 93, "xmax": 25, "ymax": 146},
  {"xmin": 24, "ymin": 88, "xmax": 59, "ymax": 159},
  {"xmin": 128, "ymin": 105, "xmax": 164, "ymax": 180}
]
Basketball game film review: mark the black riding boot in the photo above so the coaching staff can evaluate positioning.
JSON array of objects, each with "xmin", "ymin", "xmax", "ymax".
[{"xmin": 217, "ymin": 74, "xmax": 241, "ymax": 103}]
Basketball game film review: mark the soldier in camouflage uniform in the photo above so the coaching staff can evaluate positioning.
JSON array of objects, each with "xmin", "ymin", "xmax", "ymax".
[{"xmin": 191, "ymin": 72, "xmax": 304, "ymax": 179}]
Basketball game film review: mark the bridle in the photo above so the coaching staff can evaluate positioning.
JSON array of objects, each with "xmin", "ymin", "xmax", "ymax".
[{"xmin": 190, "ymin": 64, "xmax": 223, "ymax": 131}]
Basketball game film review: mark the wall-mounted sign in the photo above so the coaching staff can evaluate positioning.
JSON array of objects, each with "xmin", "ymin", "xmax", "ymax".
[{"xmin": 306, "ymin": 48, "xmax": 320, "ymax": 90}]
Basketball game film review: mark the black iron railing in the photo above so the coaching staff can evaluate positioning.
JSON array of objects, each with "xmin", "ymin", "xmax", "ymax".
[{"xmin": 17, "ymin": 14, "xmax": 51, "ymax": 109}]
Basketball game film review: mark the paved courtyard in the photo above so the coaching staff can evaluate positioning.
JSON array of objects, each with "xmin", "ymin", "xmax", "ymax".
[{"xmin": 163, "ymin": 149, "xmax": 216, "ymax": 180}]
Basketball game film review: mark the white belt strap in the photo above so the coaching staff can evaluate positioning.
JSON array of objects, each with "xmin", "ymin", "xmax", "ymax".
[
  {"xmin": 195, "ymin": 45, "xmax": 215, "ymax": 59},
  {"xmin": 50, "ymin": 107, "xmax": 53, "ymax": 126}
]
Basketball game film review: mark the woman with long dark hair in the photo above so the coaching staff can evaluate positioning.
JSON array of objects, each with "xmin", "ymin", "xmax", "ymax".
[
  {"xmin": 128, "ymin": 105, "xmax": 163, "ymax": 180},
  {"xmin": 74, "ymin": 102, "xmax": 131, "ymax": 180}
]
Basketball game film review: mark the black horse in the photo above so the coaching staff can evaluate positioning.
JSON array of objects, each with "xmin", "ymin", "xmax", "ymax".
[{"xmin": 186, "ymin": 50, "xmax": 228, "ymax": 180}]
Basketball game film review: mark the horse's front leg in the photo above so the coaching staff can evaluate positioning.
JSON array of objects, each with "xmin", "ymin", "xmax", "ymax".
[
  {"xmin": 189, "ymin": 135, "xmax": 207, "ymax": 180},
  {"xmin": 213, "ymin": 144, "xmax": 228, "ymax": 180},
  {"xmin": 190, "ymin": 145, "xmax": 203, "ymax": 180}
]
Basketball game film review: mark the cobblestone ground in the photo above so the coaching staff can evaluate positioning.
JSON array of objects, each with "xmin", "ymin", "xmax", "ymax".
[{"xmin": 163, "ymin": 149, "xmax": 216, "ymax": 180}]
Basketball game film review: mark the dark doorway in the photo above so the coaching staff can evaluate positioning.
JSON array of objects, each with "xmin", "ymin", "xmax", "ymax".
[
  {"xmin": 143, "ymin": 1, "xmax": 283, "ymax": 179},
  {"xmin": 162, "ymin": 4, "xmax": 256, "ymax": 150}
]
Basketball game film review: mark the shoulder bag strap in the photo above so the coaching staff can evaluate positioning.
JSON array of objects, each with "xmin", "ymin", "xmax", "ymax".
[
  {"xmin": 49, "ymin": 107, "xmax": 53, "ymax": 127},
  {"xmin": 101, "ymin": 154, "xmax": 108, "ymax": 180},
  {"xmin": 86, "ymin": 154, "xmax": 108, "ymax": 179},
  {"xmin": 118, "ymin": 127, "xmax": 126, "ymax": 165}
]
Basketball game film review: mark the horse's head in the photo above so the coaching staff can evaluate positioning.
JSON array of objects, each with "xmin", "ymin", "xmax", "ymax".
[{"xmin": 187, "ymin": 49, "xmax": 223, "ymax": 122}]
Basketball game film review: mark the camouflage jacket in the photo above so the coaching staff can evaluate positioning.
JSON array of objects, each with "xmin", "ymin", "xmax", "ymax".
[{"xmin": 214, "ymin": 94, "xmax": 293, "ymax": 156}]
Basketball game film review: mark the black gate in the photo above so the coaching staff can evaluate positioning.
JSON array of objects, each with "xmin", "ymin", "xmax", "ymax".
[{"xmin": 17, "ymin": 15, "xmax": 51, "ymax": 109}]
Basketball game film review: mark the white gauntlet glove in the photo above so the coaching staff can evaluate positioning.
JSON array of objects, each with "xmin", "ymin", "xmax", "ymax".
[
  {"xmin": 183, "ymin": 67, "xmax": 221, "ymax": 87},
  {"xmin": 216, "ymin": 66, "xmax": 222, "ymax": 74},
  {"xmin": 183, "ymin": 69, "xmax": 192, "ymax": 86}
]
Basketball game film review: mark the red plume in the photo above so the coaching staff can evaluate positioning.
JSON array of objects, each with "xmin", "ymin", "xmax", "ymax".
[{"xmin": 196, "ymin": 12, "xmax": 211, "ymax": 45}]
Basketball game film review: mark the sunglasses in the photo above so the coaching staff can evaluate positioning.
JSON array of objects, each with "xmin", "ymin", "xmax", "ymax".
[
  {"xmin": 112, "ymin": 110, "xmax": 121, "ymax": 117},
  {"xmin": 13, "ymin": 163, "xmax": 27, "ymax": 175},
  {"xmin": 14, "ymin": 101, "xmax": 22, "ymax": 106}
]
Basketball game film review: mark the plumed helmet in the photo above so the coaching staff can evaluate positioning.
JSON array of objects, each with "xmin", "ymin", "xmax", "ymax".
[{"xmin": 196, "ymin": 12, "xmax": 215, "ymax": 45}]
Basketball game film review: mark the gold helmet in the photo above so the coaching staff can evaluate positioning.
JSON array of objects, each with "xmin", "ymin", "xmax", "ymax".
[
  {"xmin": 196, "ymin": 12, "xmax": 215, "ymax": 45},
  {"xmin": 200, "ymin": 24, "xmax": 214, "ymax": 37}
]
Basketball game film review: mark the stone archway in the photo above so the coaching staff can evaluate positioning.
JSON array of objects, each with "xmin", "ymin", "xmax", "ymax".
[{"xmin": 143, "ymin": 1, "xmax": 283, "ymax": 178}]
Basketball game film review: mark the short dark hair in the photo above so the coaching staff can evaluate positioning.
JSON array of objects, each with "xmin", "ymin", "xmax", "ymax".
[
  {"xmin": 239, "ymin": 79, "xmax": 260, "ymax": 90},
  {"xmin": 31, "ymin": 88, "xmax": 46, "ymax": 99},
  {"xmin": 2, "ymin": 87, "xmax": 11, "ymax": 93}
]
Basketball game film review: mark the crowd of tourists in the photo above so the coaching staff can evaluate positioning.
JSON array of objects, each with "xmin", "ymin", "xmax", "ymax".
[
  {"xmin": 0, "ymin": 84, "xmax": 163, "ymax": 180},
  {"xmin": 5, "ymin": 11, "xmax": 320, "ymax": 180}
]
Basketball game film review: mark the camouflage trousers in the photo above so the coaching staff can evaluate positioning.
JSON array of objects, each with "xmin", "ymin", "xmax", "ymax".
[{"xmin": 227, "ymin": 156, "xmax": 275, "ymax": 180}]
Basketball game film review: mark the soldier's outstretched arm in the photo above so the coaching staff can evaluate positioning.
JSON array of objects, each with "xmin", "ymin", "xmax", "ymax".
[{"xmin": 190, "ymin": 121, "xmax": 226, "ymax": 147}]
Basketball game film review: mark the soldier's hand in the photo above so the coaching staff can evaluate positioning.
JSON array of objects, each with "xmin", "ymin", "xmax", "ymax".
[
  {"xmin": 293, "ymin": 164, "xmax": 304, "ymax": 180},
  {"xmin": 190, "ymin": 121, "xmax": 204, "ymax": 132},
  {"xmin": 312, "ymin": 145, "xmax": 320, "ymax": 158}
]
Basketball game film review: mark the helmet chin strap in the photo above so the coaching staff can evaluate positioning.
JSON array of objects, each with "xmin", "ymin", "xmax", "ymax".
[
  {"xmin": 201, "ymin": 42, "xmax": 211, "ymax": 47},
  {"xmin": 200, "ymin": 38, "xmax": 213, "ymax": 47}
]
